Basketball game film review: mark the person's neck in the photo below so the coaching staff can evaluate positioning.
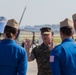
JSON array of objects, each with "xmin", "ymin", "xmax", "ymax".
[
  {"xmin": 44, "ymin": 42, "xmax": 49, "ymax": 45},
  {"xmin": 4, "ymin": 36, "xmax": 14, "ymax": 40},
  {"xmin": 62, "ymin": 36, "xmax": 72, "ymax": 41},
  {"xmin": 5, "ymin": 38, "xmax": 13, "ymax": 40},
  {"xmin": 4, "ymin": 35, "xmax": 15, "ymax": 40}
]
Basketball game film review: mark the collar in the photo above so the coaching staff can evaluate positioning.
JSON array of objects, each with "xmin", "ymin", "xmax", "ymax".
[
  {"xmin": 40, "ymin": 43, "xmax": 48, "ymax": 48},
  {"xmin": 1, "ymin": 39, "xmax": 15, "ymax": 43},
  {"xmin": 62, "ymin": 38, "xmax": 74, "ymax": 43}
]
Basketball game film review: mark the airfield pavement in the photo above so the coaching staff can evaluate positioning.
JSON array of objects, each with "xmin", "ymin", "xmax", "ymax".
[{"xmin": 27, "ymin": 60, "xmax": 37, "ymax": 75}]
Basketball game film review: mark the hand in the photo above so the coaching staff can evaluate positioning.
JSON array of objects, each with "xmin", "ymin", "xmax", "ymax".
[
  {"xmin": 48, "ymin": 38, "xmax": 55, "ymax": 50},
  {"xmin": 24, "ymin": 38, "xmax": 31, "ymax": 51}
]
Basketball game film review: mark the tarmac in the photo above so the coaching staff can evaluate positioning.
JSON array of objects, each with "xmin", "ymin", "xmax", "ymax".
[{"xmin": 27, "ymin": 60, "xmax": 37, "ymax": 75}]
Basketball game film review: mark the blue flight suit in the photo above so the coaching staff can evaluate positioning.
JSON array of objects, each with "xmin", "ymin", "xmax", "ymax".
[
  {"xmin": 50, "ymin": 38, "xmax": 76, "ymax": 75},
  {"xmin": 0, "ymin": 39, "xmax": 28, "ymax": 75}
]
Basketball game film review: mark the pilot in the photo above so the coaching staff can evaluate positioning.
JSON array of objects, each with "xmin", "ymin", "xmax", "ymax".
[{"xmin": 50, "ymin": 18, "xmax": 76, "ymax": 75}]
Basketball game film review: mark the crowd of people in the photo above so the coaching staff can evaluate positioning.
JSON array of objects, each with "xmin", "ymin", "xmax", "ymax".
[{"xmin": 0, "ymin": 13, "xmax": 76, "ymax": 75}]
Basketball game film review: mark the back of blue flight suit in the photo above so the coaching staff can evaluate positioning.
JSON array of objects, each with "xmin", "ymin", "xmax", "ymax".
[{"xmin": 50, "ymin": 38, "xmax": 76, "ymax": 75}]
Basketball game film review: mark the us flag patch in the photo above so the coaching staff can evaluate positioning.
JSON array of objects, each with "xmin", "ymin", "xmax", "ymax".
[{"xmin": 50, "ymin": 56, "xmax": 54, "ymax": 62}]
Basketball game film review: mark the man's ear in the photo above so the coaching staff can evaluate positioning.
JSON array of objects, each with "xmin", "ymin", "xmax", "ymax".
[
  {"xmin": 60, "ymin": 31, "xmax": 62, "ymax": 36},
  {"xmin": 60, "ymin": 31, "xmax": 63, "ymax": 39}
]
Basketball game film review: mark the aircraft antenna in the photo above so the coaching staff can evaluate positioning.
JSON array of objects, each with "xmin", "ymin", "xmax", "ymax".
[
  {"xmin": 19, "ymin": 6, "xmax": 27, "ymax": 25},
  {"xmin": 15, "ymin": 5, "xmax": 27, "ymax": 40}
]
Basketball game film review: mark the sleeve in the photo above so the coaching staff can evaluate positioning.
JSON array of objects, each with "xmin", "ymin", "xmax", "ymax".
[
  {"xmin": 17, "ymin": 49, "xmax": 28, "ymax": 75},
  {"xmin": 50, "ymin": 46, "xmax": 61, "ymax": 75},
  {"xmin": 30, "ymin": 47, "xmax": 37, "ymax": 60}
]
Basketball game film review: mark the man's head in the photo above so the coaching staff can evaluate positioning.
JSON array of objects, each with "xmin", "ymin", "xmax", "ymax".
[
  {"xmin": 72, "ymin": 13, "xmax": 76, "ymax": 31},
  {"xmin": 40, "ymin": 27, "xmax": 52, "ymax": 45},
  {"xmin": 60, "ymin": 18, "xmax": 74, "ymax": 40}
]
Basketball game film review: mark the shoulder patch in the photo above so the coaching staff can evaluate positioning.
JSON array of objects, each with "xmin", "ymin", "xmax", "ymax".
[{"xmin": 50, "ymin": 56, "xmax": 54, "ymax": 62}]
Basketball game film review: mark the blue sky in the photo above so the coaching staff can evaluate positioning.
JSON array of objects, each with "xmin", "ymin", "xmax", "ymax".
[{"xmin": 0, "ymin": 0, "xmax": 76, "ymax": 26}]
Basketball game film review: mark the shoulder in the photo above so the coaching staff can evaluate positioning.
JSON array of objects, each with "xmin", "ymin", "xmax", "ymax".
[
  {"xmin": 32, "ymin": 45, "xmax": 41, "ymax": 50},
  {"xmin": 11, "ymin": 42, "xmax": 26, "ymax": 55},
  {"xmin": 51, "ymin": 44, "xmax": 63, "ymax": 55},
  {"xmin": 50, "ymin": 44, "xmax": 66, "ymax": 61},
  {"xmin": 53, "ymin": 44, "xmax": 62, "ymax": 51}
]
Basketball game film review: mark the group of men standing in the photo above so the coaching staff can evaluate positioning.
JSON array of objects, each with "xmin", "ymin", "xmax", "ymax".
[
  {"xmin": 24, "ymin": 13, "xmax": 76, "ymax": 75},
  {"xmin": 0, "ymin": 13, "xmax": 76, "ymax": 75}
]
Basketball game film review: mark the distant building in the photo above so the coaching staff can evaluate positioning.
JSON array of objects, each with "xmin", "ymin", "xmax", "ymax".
[{"xmin": 19, "ymin": 24, "xmax": 60, "ymax": 34}]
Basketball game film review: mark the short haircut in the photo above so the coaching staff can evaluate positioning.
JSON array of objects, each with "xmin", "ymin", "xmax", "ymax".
[{"xmin": 60, "ymin": 26, "xmax": 73, "ymax": 36}]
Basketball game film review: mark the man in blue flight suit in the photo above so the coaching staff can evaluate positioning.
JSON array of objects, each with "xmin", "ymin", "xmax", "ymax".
[{"xmin": 50, "ymin": 18, "xmax": 76, "ymax": 75}]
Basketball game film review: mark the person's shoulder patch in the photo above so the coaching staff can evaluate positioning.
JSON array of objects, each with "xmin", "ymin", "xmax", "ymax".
[{"xmin": 50, "ymin": 56, "xmax": 54, "ymax": 62}]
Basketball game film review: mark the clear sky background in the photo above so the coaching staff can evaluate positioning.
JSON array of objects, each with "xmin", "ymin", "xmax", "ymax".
[{"xmin": 0, "ymin": 0, "xmax": 76, "ymax": 26}]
